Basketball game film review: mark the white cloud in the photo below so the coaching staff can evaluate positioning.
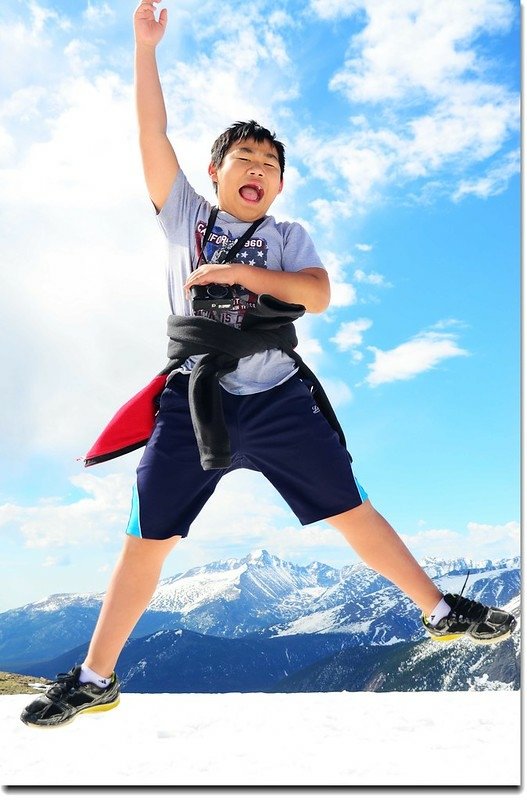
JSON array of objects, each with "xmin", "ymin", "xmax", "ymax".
[
  {"xmin": 297, "ymin": 335, "xmax": 323, "ymax": 361},
  {"xmin": 295, "ymin": 330, "xmax": 326, "ymax": 371},
  {"xmin": 320, "ymin": 251, "xmax": 357, "ymax": 307},
  {"xmin": 268, "ymin": 10, "xmax": 296, "ymax": 29},
  {"xmin": 0, "ymin": 12, "xmax": 62, "ymax": 94},
  {"xmin": 355, "ymin": 243, "xmax": 372, "ymax": 252},
  {"xmin": 309, "ymin": 0, "xmax": 363, "ymax": 20},
  {"xmin": 365, "ymin": 328, "xmax": 469, "ymax": 387},
  {"xmin": 303, "ymin": 0, "xmax": 518, "ymax": 215},
  {"xmin": 401, "ymin": 88, "xmax": 519, "ymax": 176},
  {"xmin": 309, "ymin": 198, "xmax": 353, "ymax": 228},
  {"xmin": 318, "ymin": 377, "xmax": 353, "ymax": 407},
  {"xmin": 331, "ymin": 318, "xmax": 373, "ymax": 352},
  {"xmin": 0, "ymin": 85, "xmax": 48, "ymax": 122},
  {"xmin": 28, "ymin": 1, "xmax": 72, "ymax": 34},
  {"xmin": 0, "ymin": 72, "xmax": 141, "ymax": 210},
  {"xmin": 162, "ymin": 15, "xmax": 297, "ymax": 141},
  {"xmin": 466, "ymin": 521, "xmax": 519, "ymax": 549},
  {"xmin": 299, "ymin": 128, "xmax": 394, "ymax": 214},
  {"xmin": 402, "ymin": 520, "xmax": 520, "ymax": 562},
  {"xmin": 0, "ymin": 126, "xmax": 15, "ymax": 164},
  {"xmin": 0, "ymin": 188, "xmax": 167, "ymax": 457},
  {"xmin": 0, "ymin": 474, "xmax": 133, "ymax": 549},
  {"xmin": 430, "ymin": 318, "xmax": 467, "ymax": 331},
  {"xmin": 64, "ymin": 38, "xmax": 102, "ymax": 72},
  {"xmin": 353, "ymin": 268, "xmax": 390, "ymax": 288},
  {"xmin": 42, "ymin": 554, "xmax": 71, "ymax": 568},
  {"xmin": 189, "ymin": 472, "xmax": 290, "ymax": 543},
  {"xmin": 82, "ymin": 2, "xmax": 116, "ymax": 27},
  {"xmin": 452, "ymin": 149, "xmax": 520, "ymax": 201},
  {"xmin": 330, "ymin": 284, "xmax": 358, "ymax": 307},
  {"xmin": 328, "ymin": 0, "xmax": 515, "ymax": 103}
]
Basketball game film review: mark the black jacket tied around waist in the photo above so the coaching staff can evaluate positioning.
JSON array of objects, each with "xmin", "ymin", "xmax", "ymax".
[{"xmin": 84, "ymin": 296, "xmax": 347, "ymax": 470}]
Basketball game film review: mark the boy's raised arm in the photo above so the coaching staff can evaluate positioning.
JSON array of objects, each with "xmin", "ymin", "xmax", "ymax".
[{"xmin": 134, "ymin": 1, "xmax": 179, "ymax": 212}]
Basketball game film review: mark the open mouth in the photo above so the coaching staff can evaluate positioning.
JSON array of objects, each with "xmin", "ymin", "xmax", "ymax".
[{"xmin": 239, "ymin": 184, "xmax": 264, "ymax": 203}]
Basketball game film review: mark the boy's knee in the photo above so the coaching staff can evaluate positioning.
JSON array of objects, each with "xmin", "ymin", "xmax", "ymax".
[
  {"xmin": 122, "ymin": 533, "xmax": 182, "ymax": 561},
  {"xmin": 326, "ymin": 498, "xmax": 374, "ymax": 524}
]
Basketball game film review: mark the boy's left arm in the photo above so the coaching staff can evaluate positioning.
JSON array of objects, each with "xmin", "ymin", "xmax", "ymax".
[{"xmin": 184, "ymin": 264, "xmax": 330, "ymax": 314}]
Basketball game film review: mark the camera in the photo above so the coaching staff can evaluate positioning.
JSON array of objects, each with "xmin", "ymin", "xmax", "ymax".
[{"xmin": 190, "ymin": 283, "xmax": 247, "ymax": 312}]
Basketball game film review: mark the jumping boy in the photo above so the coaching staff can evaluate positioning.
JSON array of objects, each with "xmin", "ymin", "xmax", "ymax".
[{"xmin": 21, "ymin": 0, "xmax": 516, "ymax": 728}]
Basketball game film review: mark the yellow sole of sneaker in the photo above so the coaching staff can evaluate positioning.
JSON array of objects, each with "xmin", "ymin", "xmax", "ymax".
[
  {"xmin": 426, "ymin": 631, "xmax": 465, "ymax": 643},
  {"xmin": 80, "ymin": 696, "xmax": 121, "ymax": 715},
  {"xmin": 427, "ymin": 629, "xmax": 513, "ymax": 645},
  {"xmin": 23, "ymin": 697, "xmax": 120, "ymax": 729}
]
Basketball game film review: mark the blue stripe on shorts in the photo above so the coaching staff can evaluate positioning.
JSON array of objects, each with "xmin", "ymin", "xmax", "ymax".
[{"xmin": 126, "ymin": 483, "xmax": 142, "ymax": 538}]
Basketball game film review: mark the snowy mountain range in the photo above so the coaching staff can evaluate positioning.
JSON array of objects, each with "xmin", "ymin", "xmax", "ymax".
[{"xmin": 0, "ymin": 550, "xmax": 520, "ymax": 692}]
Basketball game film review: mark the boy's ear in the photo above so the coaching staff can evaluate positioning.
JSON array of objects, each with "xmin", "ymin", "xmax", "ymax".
[
  {"xmin": 208, "ymin": 161, "xmax": 218, "ymax": 185},
  {"xmin": 278, "ymin": 179, "xmax": 284, "ymax": 194}
]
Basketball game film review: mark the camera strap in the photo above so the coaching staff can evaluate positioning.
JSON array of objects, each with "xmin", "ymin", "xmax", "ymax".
[{"xmin": 196, "ymin": 206, "xmax": 266, "ymax": 268}]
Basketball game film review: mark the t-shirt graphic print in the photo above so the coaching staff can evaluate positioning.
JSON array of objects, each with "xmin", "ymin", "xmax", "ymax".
[{"xmin": 194, "ymin": 218, "xmax": 268, "ymax": 328}]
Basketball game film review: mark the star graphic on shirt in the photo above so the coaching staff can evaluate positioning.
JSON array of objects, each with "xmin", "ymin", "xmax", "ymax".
[
  {"xmin": 240, "ymin": 251, "xmax": 248, "ymax": 258},
  {"xmin": 248, "ymin": 259, "xmax": 256, "ymax": 266},
  {"xmin": 257, "ymin": 251, "xmax": 264, "ymax": 258}
]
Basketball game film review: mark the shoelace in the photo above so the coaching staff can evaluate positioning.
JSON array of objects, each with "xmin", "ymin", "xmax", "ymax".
[
  {"xmin": 47, "ymin": 670, "xmax": 78, "ymax": 700},
  {"xmin": 448, "ymin": 571, "xmax": 488, "ymax": 623}
]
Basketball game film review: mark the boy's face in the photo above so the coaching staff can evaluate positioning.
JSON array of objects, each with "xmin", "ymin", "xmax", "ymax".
[{"xmin": 208, "ymin": 137, "xmax": 283, "ymax": 221}]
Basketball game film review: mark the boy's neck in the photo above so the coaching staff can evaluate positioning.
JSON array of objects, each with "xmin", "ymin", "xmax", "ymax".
[{"xmin": 216, "ymin": 203, "xmax": 267, "ymax": 222}]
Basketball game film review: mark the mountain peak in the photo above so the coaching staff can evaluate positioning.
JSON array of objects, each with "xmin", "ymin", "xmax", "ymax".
[{"xmin": 245, "ymin": 549, "xmax": 273, "ymax": 565}]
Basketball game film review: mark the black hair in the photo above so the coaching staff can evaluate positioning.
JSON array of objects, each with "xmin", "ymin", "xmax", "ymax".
[{"xmin": 210, "ymin": 120, "xmax": 286, "ymax": 182}]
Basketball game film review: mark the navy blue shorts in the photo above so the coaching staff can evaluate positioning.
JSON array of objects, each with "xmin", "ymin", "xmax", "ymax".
[{"xmin": 126, "ymin": 372, "xmax": 368, "ymax": 540}]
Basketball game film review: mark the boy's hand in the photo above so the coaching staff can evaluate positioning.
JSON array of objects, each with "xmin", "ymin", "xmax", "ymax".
[
  {"xmin": 184, "ymin": 264, "xmax": 240, "ymax": 297},
  {"xmin": 185, "ymin": 263, "xmax": 330, "ymax": 312},
  {"xmin": 134, "ymin": 0, "xmax": 167, "ymax": 48}
]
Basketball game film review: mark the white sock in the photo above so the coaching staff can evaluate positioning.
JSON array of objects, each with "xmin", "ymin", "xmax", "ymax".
[
  {"xmin": 427, "ymin": 597, "xmax": 452, "ymax": 627},
  {"xmin": 79, "ymin": 663, "xmax": 112, "ymax": 688}
]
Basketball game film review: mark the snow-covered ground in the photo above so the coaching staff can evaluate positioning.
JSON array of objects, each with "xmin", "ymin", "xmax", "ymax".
[{"xmin": 1, "ymin": 691, "xmax": 520, "ymax": 788}]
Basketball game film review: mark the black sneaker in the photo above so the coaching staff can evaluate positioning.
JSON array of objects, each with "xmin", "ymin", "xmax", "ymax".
[
  {"xmin": 423, "ymin": 593, "xmax": 517, "ymax": 645},
  {"xmin": 20, "ymin": 665, "xmax": 120, "ymax": 728}
]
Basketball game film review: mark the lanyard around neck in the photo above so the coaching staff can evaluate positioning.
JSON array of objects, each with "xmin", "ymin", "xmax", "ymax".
[{"xmin": 195, "ymin": 206, "xmax": 265, "ymax": 269}]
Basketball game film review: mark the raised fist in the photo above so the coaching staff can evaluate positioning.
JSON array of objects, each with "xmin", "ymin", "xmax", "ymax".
[{"xmin": 133, "ymin": 0, "xmax": 167, "ymax": 47}]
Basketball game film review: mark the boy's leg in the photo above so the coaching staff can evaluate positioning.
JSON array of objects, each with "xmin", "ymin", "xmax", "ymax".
[
  {"xmin": 238, "ymin": 377, "xmax": 443, "ymax": 617},
  {"xmin": 326, "ymin": 500, "xmax": 442, "ymax": 616},
  {"xmin": 83, "ymin": 373, "xmax": 225, "ymax": 677},
  {"xmin": 238, "ymin": 376, "xmax": 515, "ymax": 641},
  {"xmin": 84, "ymin": 534, "xmax": 181, "ymax": 677}
]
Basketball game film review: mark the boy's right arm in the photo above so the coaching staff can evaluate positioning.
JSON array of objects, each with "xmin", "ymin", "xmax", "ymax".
[{"xmin": 134, "ymin": 1, "xmax": 179, "ymax": 212}]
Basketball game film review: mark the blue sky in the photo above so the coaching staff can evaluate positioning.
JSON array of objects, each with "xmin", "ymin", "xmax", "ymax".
[{"xmin": 0, "ymin": 0, "xmax": 520, "ymax": 611}]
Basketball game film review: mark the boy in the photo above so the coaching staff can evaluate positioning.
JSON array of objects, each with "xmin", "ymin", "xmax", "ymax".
[{"xmin": 21, "ymin": 0, "xmax": 516, "ymax": 728}]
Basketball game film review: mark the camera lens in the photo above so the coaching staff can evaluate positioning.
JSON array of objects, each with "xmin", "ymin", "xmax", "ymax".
[{"xmin": 206, "ymin": 284, "xmax": 230, "ymax": 299}]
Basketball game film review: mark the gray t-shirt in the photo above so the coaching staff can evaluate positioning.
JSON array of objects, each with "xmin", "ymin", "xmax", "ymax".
[{"xmin": 157, "ymin": 170, "xmax": 324, "ymax": 394}]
